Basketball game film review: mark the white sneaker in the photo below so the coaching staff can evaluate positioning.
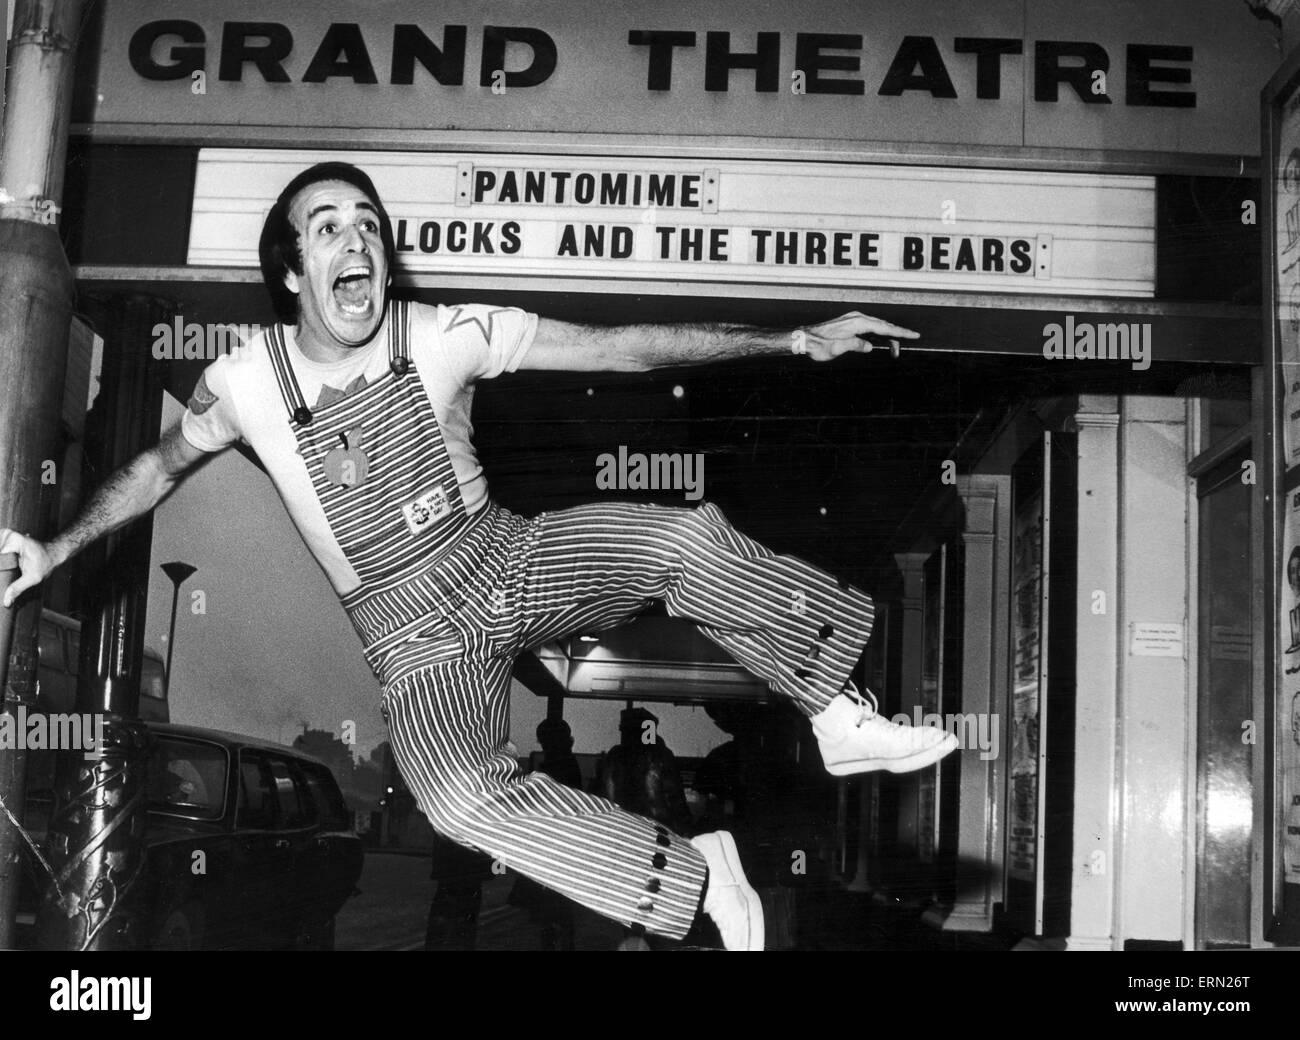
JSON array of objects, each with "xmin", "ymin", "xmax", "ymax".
[
  {"xmin": 689, "ymin": 831, "xmax": 764, "ymax": 952},
  {"xmin": 812, "ymin": 685, "xmax": 959, "ymax": 776}
]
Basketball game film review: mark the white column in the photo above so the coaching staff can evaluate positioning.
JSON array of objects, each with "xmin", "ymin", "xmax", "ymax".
[
  {"xmin": 1116, "ymin": 396, "xmax": 1189, "ymax": 944},
  {"xmin": 1067, "ymin": 396, "xmax": 1121, "ymax": 951}
]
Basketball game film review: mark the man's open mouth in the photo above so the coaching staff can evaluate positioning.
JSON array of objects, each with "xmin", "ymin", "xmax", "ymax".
[{"xmin": 332, "ymin": 266, "xmax": 373, "ymax": 315}]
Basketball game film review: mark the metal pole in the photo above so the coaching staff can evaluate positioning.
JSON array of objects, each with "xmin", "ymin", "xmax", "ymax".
[
  {"xmin": 0, "ymin": 0, "xmax": 83, "ymax": 223},
  {"xmin": 160, "ymin": 562, "xmax": 197, "ymax": 682},
  {"xmin": 165, "ymin": 584, "xmax": 180, "ymax": 681},
  {"xmin": 0, "ymin": 554, "xmax": 34, "ymax": 950},
  {"xmin": 35, "ymin": 295, "xmax": 169, "ymax": 951},
  {"xmin": 0, "ymin": 0, "xmax": 87, "ymax": 950}
]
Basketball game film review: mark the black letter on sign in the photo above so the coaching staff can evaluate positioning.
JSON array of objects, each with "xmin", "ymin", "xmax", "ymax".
[
  {"xmin": 705, "ymin": 32, "xmax": 781, "ymax": 92},
  {"xmin": 953, "ymin": 37, "xmax": 1023, "ymax": 100},
  {"xmin": 219, "ymin": 22, "xmax": 293, "ymax": 82},
  {"xmin": 303, "ymin": 23, "xmax": 378, "ymax": 83},
  {"xmin": 628, "ymin": 30, "xmax": 697, "ymax": 91},
  {"xmin": 794, "ymin": 34, "xmax": 864, "ymax": 95},
  {"xmin": 1034, "ymin": 41, "xmax": 1111, "ymax": 104},
  {"xmin": 129, "ymin": 21, "xmax": 206, "ymax": 80},
  {"xmin": 392, "ymin": 24, "xmax": 467, "ymax": 85},
  {"xmin": 481, "ymin": 27, "xmax": 557, "ymax": 88},
  {"xmin": 1126, "ymin": 44, "xmax": 1194, "ymax": 108},
  {"xmin": 878, "ymin": 36, "xmax": 957, "ymax": 98}
]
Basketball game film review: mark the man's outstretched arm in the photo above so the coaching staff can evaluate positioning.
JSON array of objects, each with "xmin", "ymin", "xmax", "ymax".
[
  {"xmin": 520, "ymin": 311, "xmax": 919, "ymax": 372},
  {"xmin": 0, "ymin": 421, "xmax": 209, "ymax": 607}
]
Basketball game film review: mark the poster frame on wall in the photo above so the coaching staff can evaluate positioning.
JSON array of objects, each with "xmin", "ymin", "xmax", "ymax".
[
  {"xmin": 1261, "ymin": 43, "xmax": 1300, "ymax": 944},
  {"xmin": 1006, "ymin": 435, "xmax": 1048, "ymax": 935},
  {"xmin": 1003, "ymin": 429, "xmax": 1077, "ymax": 938}
]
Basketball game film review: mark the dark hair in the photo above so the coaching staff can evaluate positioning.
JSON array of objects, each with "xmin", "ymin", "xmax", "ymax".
[
  {"xmin": 618, "ymin": 707, "xmax": 658, "ymax": 734},
  {"xmin": 536, "ymin": 718, "xmax": 573, "ymax": 745},
  {"xmin": 258, "ymin": 162, "xmax": 397, "ymax": 323}
]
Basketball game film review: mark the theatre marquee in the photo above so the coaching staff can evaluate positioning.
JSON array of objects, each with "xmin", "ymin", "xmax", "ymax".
[{"xmin": 188, "ymin": 149, "xmax": 1155, "ymax": 297}]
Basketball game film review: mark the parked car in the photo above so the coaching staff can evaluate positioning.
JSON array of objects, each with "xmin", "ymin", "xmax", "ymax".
[{"xmin": 19, "ymin": 722, "xmax": 363, "ymax": 951}]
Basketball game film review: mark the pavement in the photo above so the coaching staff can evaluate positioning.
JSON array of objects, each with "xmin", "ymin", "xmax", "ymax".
[
  {"xmin": 335, "ymin": 848, "xmax": 633, "ymax": 951},
  {"xmin": 336, "ymin": 847, "xmax": 1024, "ymax": 951}
]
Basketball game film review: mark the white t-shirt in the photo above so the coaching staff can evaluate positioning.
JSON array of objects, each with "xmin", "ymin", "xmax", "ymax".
[{"xmin": 181, "ymin": 301, "xmax": 537, "ymax": 596}]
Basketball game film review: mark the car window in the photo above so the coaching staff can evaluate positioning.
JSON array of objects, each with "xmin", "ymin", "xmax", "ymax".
[
  {"xmin": 267, "ymin": 757, "xmax": 311, "ymax": 829},
  {"xmin": 238, "ymin": 754, "xmax": 278, "ymax": 830},
  {"xmin": 147, "ymin": 738, "xmax": 226, "ymax": 821},
  {"xmin": 140, "ymin": 655, "xmax": 166, "ymax": 702},
  {"xmin": 65, "ymin": 627, "xmax": 80, "ymax": 671},
  {"xmin": 300, "ymin": 764, "xmax": 350, "ymax": 830},
  {"xmin": 38, "ymin": 619, "xmax": 66, "ymax": 672}
]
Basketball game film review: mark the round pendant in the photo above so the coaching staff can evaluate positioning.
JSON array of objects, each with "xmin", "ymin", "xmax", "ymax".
[{"xmin": 322, "ymin": 427, "xmax": 370, "ymax": 487}]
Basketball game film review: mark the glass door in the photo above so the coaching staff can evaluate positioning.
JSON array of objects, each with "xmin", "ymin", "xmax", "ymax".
[{"xmin": 1195, "ymin": 446, "xmax": 1254, "ymax": 948}]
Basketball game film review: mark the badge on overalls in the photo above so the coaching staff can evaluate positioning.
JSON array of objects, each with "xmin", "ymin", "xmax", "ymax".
[
  {"xmin": 400, "ymin": 486, "xmax": 451, "ymax": 535},
  {"xmin": 323, "ymin": 428, "xmax": 370, "ymax": 488}
]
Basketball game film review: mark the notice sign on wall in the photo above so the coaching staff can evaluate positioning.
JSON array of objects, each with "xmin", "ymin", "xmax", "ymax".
[
  {"xmin": 187, "ymin": 149, "xmax": 1155, "ymax": 296},
  {"xmin": 1129, "ymin": 622, "xmax": 1184, "ymax": 658}
]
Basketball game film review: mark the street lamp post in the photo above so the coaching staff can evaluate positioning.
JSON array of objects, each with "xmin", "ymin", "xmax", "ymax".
[
  {"xmin": 0, "ymin": 0, "xmax": 87, "ymax": 950},
  {"xmin": 160, "ymin": 562, "xmax": 197, "ymax": 684}
]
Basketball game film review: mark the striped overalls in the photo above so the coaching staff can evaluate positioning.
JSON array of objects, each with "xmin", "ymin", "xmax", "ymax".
[{"xmin": 266, "ymin": 300, "xmax": 877, "ymax": 939}]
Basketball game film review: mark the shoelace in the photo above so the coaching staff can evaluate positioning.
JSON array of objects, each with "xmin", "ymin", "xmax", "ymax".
[{"xmin": 845, "ymin": 682, "xmax": 880, "ymax": 728}]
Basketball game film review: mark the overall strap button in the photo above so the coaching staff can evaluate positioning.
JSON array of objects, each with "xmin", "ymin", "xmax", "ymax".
[
  {"xmin": 390, "ymin": 356, "xmax": 410, "ymax": 377},
  {"xmin": 292, "ymin": 405, "xmax": 313, "ymax": 426}
]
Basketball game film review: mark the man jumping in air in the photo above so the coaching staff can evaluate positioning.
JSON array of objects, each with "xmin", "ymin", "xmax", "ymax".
[{"xmin": 1, "ymin": 163, "xmax": 957, "ymax": 951}]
